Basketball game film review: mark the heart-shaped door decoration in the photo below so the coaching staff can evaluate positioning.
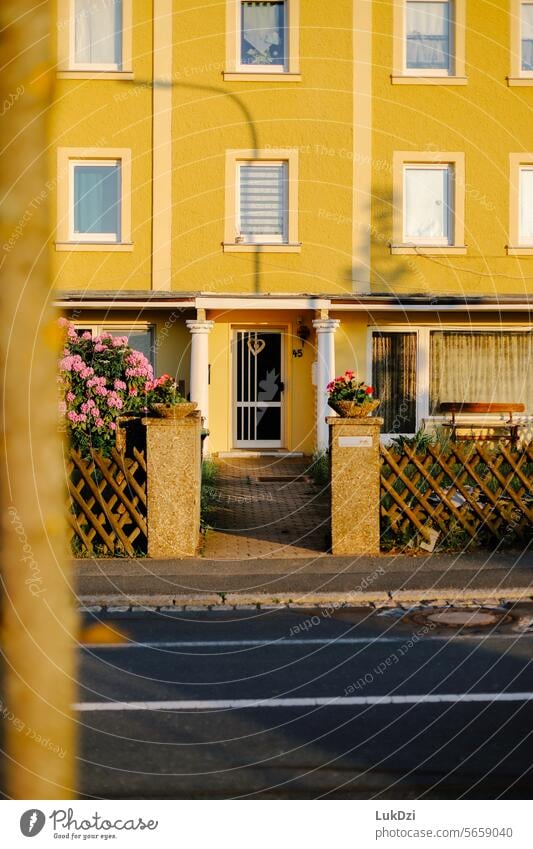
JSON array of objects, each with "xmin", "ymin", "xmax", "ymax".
[{"xmin": 247, "ymin": 337, "xmax": 266, "ymax": 356}]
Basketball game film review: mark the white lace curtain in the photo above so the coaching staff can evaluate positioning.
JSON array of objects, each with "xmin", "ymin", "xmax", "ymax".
[
  {"xmin": 406, "ymin": 1, "xmax": 450, "ymax": 70},
  {"xmin": 430, "ymin": 331, "xmax": 533, "ymax": 414},
  {"xmin": 522, "ymin": 3, "xmax": 533, "ymax": 69},
  {"xmin": 241, "ymin": 2, "xmax": 285, "ymax": 65},
  {"xmin": 74, "ymin": 0, "xmax": 122, "ymax": 66}
]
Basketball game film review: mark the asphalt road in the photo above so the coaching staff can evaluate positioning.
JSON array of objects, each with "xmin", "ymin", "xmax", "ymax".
[{"xmin": 77, "ymin": 604, "xmax": 533, "ymax": 799}]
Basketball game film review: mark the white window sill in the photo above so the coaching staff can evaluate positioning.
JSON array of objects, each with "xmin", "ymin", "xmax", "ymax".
[
  {"xmin": 391, "ymin": 75, "xmax": 467, "ymax": 85},
  {"xmin": 506, "ymin": 245, "xmax": 533, "ymax": 256},
  {"xmin": 57, "ymin": 71, "xmax": 134, "ymax": 80},
  {"xmin": 507, "ymin": 76, "xmax": 533, "ymax": 86},
  {"xmin": 223, "ymin": 71, "xmax": 301, "ymax": 82},
  {"xmin": 390, "ymin": 244, "xmax": 467, "ymax": 256},
  {"xmin": 222, "ymin": 242, "xmax": 301, "ymax": 253},
  {"xmin": 55, "ymin": 241, "xmax": 134, "ymax": 252}
]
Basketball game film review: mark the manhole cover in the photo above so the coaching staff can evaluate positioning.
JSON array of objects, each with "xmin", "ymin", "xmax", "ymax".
[
  {"xmin": 427, "ymin": 609, "xmax": 502, "ymax": 627},
  {"xmin": 407, "ymin": 606, "xmax": 510, "ymax": 629}
]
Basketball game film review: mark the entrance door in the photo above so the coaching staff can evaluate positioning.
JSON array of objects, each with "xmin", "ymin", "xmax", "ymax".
[{"xmin": 234, "ymin": 330, "xmax": 284, "ymax": 448}]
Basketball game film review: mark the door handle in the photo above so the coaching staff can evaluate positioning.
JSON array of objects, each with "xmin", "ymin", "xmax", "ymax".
[{"xmin": 279, "ymin": 381, "xmax": 285, "ymax": 392}]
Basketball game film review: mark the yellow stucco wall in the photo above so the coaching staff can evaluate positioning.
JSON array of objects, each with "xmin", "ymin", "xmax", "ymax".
[
  {"xmin": 50, "ymin": 1, "xmax": 153, "ymax": 293},
  {"xmin": 372, "ymin": 0, "xmax": 533, "ymax": 297},
  {"xmin": 171, "ymin": 1, "xmax": 354, "ymax": 296},
  {"xmin": 50, "ymin": 1, "xmax": 533, "ymax": 299}
]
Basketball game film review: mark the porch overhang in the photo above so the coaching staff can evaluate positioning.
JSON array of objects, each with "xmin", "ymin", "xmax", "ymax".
[{"xmin": 54, "ymin": 290, "xmax": 533, "ymax": 314}]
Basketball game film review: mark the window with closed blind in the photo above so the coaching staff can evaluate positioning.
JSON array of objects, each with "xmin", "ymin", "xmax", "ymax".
[
  {"xmin": 223, "ymin": 148, "xmax": 299, "ymax": 252},
  {"xmin": 237, "ymin": 162, "xmax": 287, "ymax": 243}
]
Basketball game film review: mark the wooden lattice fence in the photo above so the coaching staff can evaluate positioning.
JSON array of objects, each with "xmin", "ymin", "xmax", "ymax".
[
  {"xmin": 380, "ymin": 442, "xmax": 533, "ymax": 551},
  {"xmin": 66, "ymin": 447, "xmax": 147, "ymax": 556}
]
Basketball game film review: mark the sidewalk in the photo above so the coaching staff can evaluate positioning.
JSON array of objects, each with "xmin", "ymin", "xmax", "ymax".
[{"xmin": 75, "ymin": 549, "xmax": 533, "ymax": 608}]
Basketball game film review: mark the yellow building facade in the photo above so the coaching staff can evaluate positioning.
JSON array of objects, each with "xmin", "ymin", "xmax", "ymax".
[{"xmin": 52, "ymin": 0, "xmax": 532, "ymax": 454}]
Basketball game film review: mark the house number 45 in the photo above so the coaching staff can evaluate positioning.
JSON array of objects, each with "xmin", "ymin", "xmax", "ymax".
[{"xmin": 292, "ymin": 348, "xmax": 303, "ymax": 358}]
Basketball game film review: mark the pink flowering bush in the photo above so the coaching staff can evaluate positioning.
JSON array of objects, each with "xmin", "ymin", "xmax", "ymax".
[{"xmin": 58, "ymin": 319, "xmax": 154, "ymax": 456}]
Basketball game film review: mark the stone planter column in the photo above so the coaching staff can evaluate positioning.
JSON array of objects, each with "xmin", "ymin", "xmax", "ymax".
[
  {"xmin": 186, "ymin": 319, "xmax": 214, "ymax": 453},
  {"xmin": 313, "ymin": 318, "xmax": 340, "ymax": 451},
  {"xmin": 143, "ymin": 412, "xmax": 201, "ymax": 557},
  {"xmin": 328, "ymin": 415, "xmax": 384, "ymax": 555}
]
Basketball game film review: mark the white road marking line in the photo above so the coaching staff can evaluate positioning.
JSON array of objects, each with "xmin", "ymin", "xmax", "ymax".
[
  {"xmin": 81, "ymin": 634, "xmax": 533, "ymax": 649},
  {"xmin": 73, "ymin": 692, "xmax": 533, "ymax": 712}
]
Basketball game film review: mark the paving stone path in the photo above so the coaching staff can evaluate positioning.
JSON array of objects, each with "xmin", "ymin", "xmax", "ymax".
[{"xmin": 202, "ymin": 456, "xmax": 330, "ymax": 560}]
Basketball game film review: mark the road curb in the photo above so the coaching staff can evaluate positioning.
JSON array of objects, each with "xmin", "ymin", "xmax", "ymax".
[{"xmin": 76, "ymin": 586, "xmax": 533, "ymax": 611}]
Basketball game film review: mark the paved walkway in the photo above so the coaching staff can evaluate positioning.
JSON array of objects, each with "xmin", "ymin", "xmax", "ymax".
[{"xmin": 202, "ymin": 455, "xmax": 330, "ymax": 559}]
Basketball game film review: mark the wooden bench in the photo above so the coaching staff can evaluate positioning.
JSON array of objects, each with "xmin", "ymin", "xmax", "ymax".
[{"xmin": 439, "ymin": 402, "xmax": 525, "ymax": 444}]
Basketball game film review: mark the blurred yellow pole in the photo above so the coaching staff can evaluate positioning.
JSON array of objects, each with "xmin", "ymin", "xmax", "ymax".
[{"xmin": 0, "ymin": 1, "xmax": 77, "ymax": 798}]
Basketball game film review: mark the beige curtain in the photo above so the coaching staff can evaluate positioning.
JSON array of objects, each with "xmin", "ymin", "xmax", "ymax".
[
  {"xmin": 430, "ymin": 331, "xmax": 533, "ymax": 414},
  {"xmin": 372, "ymin": 332, "xmax": 417, "ymax": 433}
]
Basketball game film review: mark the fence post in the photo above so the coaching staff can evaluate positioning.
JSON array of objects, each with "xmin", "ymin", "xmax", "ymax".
[
  {"xmin": 143, "ymin": 413, "xmax": 202, "ymax": 557},
  {"xmin": 328, "ymin": 416, "xmax": 384, "ymax": 555}
]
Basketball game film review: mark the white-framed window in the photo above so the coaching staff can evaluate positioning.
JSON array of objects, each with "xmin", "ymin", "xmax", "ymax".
[
  {"xmin": 224, "ymin": 149, "xmax": 299, "ymax": 251},
  {"xmin": 71, "ymin": 0, "xmax": 123, "ymax": 70},
  {"xmin": 70, "ymin": 159, "xmax": 121, "ymax": 242},
  {"xmin": 224, "ymin": 0, "xmax": 300, "ymax": 79},
  {"xmin": 371, "ymin": 326, "xmax": 533, "ymax": 437},
  {"xmin": 521, "ymin": 1, "xmax": 533, "ymax": 72},
  {"xmin": 237, "ymin": 161, "xmax": 288, "ymax": 244},
  {"xmin": 519, "ymin": 166, "xmax": 533, "ymax": 245},
  {"xmin": 403, "ymin": 164, "xmax": 453, "ymax": 245},
  {"xmin": 240, "ymin": 1, "xmax": 287, "ymax": 70},
  {"xmin": 57, "ymin": 148, "xmax": 132, "ymax": 250},
  {"xmin": 406, "ymin": 0, "xmax": 452, "ymax": 74}
]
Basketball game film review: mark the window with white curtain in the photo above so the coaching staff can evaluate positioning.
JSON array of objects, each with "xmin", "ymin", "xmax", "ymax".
[
  {"xmin": 406, "ymin": 0, "xmax": 451, "ymax": 73},
  {"xmin": 73, "ymin": 0, "xmax": 123, "ymax": 69},
  {"xmin": 70, "ymin": 160, "xmax": 121, "ymax": 241},
  {"xmin": 519, "ymin": 167, "xmax": 533, "ymax": 244},
  {"xmin": 522, "ymin": 2, "xmax": 533, "ymax": 71},
  {"xmin": 404, "ymin": 165, "xmax": 452, "ymax": 244},
  {"xmin": 237, "ymin": 162, "xmax": 288, "ymax": 243},
  {"xmin": 430, "ymin": 331, "xmax": 533, "ymax": 413},
  {"xmin": 240, "ymin": 1, "xmax": 286, "ymax": 68}
]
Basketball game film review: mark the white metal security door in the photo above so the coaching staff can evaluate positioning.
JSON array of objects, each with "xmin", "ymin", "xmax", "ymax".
[{"xmin": 234, "ymin": 330, "xmax": 284, "ymax": 448}]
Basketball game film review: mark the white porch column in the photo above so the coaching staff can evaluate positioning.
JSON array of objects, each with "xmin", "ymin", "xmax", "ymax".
[
  {"xmin": 186, "ymin": 319, "xmax": 214, "ymax": 452},
  {"xmin": 313, "ymin": 318, "xmax": 340, "ymax": 452}
]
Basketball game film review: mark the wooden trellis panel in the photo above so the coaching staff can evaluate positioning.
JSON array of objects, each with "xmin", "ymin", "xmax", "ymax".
[
  {"xmin": 380, "ymin": 442, "xmax": 533, "ymax": 549},
  {"xmin": 66, "ymin": 447, "xmax": 147, "ymax": 556}
]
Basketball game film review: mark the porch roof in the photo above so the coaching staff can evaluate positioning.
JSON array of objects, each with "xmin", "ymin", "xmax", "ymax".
[{"xmin": 54, "ymin": 290, "xmax": 533, "ymax": 314}]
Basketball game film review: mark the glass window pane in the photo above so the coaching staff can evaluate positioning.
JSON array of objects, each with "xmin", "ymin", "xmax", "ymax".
[
  {"xmin": 372, "ymin": 332, "xmax": 417, "ymax": 433},
  {"xmin": 430, "ymin": 331, "xmax": 533, "ymax": 413},
  {"xmin": 522, "ymin": 3, "xmax": 533, "ymax": 70},
  {"xmin": 406, "ymin": 1, "xmax": 450, "ymax": 70},
  {"xmin": 241, "ymin": 1, "xmax": 285, "ymax": 66},
  {"xmin": 520, "ymin": 168, "xmax": 533, "ymax": 244},
  {"xmin": 239, "ymin": 164, "xmax": 287, "ymax": 239},
  {"xmin": 107, "ymin": 329, "xmax": 154, "ymax": 367},
  {"xmin": 404, "ymin": 166, "xmax": 449, "ymax": 241},
  {"xmin": 73, "ymin": 164, "xmax": 120, "ymax": 237},
  {"xmin": 255, "ymin": 407, "xmax": 281, "ymax": 441},
  {"xmin": 74, "ymin": 0, "xmax": 122, "ymax": 66}
]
